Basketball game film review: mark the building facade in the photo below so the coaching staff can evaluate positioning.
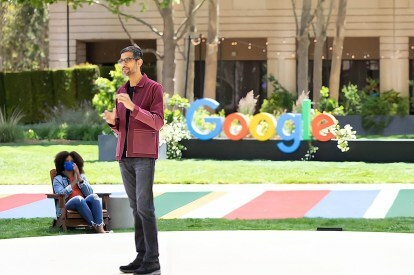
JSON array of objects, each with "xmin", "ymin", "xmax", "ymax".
[{"xmin": 48, "ymin": 0, "xmax": 414, "ymax": 112}]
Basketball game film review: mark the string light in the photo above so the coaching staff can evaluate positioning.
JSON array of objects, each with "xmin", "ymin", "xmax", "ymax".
[
  {"xmin": 192, "ymin": 36, "xmax": 268, "ymax": 54},
  {"xmin": 191, "ymin": 37, "xmax": 201, "ymax": 46}
]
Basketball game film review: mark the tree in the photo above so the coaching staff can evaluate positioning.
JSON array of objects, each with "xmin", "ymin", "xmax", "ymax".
[
  {"xmin": 2, "ymin": 0, "xmax": 206, "ymax": 95},
  {"xmin": 0, "ymin": 3, "xmax": 4, "ymax": 71},
  {"xmin": 312, "ymin": 0, "xmax": 333, "ymax": 105},
  {"xmin": 329, "ymin": 0, "xmax": 347, "ymax": 101},
  {"xmin": 292, "ymin": 0, "xmax": 314, "ymax": 96},
  {"xmin": 203, "ymin": 0, "xmax": 219, "ymax": 100},
  {"xmin": 184, "ymin": 0, "xmax": 196, "ymax": 102},
  {"xmin": 88, "ymin": 0, "xmax": 206, "ymax": 95},
  {"xmin": 0, "ymin": 1, "xmax": 48, "ymax": 71}
]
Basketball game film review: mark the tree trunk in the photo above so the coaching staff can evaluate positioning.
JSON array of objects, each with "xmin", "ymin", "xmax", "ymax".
[
  {"xmin": 313, "ymin": 0, "xmax": 332, "ymax": 105},
  {"xmin": 313, "ymin": 38, "xmax": 324, "ymax": 104},
  {"xmin": 329, "ymin": 0, "xmax": 347, "ymax": 101},
  {"xmin": 296, "ymin": 0, "xmax": 312, "ymax": 96},
  {"xmin": 185, "ymin": 0, "xmax": 196, "ymax": 102},
  {"xmin": 160, "ymin": 7, "xmax": 176, "ymax": 94},
  {"xmin": 0, "ymin": 4, "xmax": 3, "ymax": 71},
  {"xmin": 203, "ymin": 0, "xmax": 218, "ymax": 100}
]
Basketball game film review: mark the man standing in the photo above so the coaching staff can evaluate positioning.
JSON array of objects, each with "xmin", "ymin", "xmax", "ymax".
[{"xmin": 103, "ymin": 45, "xmax": 164, "ymax": 275}]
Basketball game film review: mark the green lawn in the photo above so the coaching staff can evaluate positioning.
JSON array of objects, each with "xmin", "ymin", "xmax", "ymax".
[
  {"xmin": 1, "ymin": 141, "xmax": 414, "ymax": 184},
  {"xmin": 2, "ymin": 141, "xmax": 414, "ymax": 239},
  {"xmin": 2, "ymin": 217, "xmax": 414, "ymax": 239}
]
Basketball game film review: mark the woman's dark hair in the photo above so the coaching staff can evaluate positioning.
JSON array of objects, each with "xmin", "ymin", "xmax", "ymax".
[{"xmin": 54, "ymin": 151, "xmax": 85, "ymax": 176}]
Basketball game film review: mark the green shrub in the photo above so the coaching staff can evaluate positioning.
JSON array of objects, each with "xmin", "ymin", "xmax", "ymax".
[
  {"xmin": 52, "ymin": 68, "xmax": 76, "ymax": 108},
  {"xmin": 0, "ymin": 72, "xmax": 5, "ymax": 108},
  {"xmin": 25, "ymin": 103, "xmax": 107, "ymax": 141},
  {"xmin": 361, "ymin": 90, "xmax": 409, "ymax": 132},
  {"xmin": 361, "ymin": 95, "xmax": 391, "ymax": 132},
  {"xmin": 318, "ymin": 86, "xmax": 345, "ymax": 115},
  {"xmin": 161, "ymin": 94, "xmax": 191, "ymax": 159},
  {"xmin": 66, "ymin": 124, "xmax": 104, "ymax": 141},
  {"xmin": 260, "ymin": 75, "xmax": 295, "ymax": 115},
  {"xmin": 74, "ymin": 64, "xmax": 100, "ymax": 102},
  {"xmin": 381, "ymin": 90, "xmax": 409, "ymax": 116},
  {"xmin": 99, "ymin": 65, "xmax": 113, "ymax": 80},
  {"xmin": 4, "ymin": 72, "xmax": 32, "ymax": 123},
  {"xmin": 163, "ymin": 93, "xmax": 190, "ymax": 124},
  {"xmin": 410, "ymin": 80, "xmax": 414, "ymax": 113},
  {"xmin": 50, "ymin": 103, "xmax": 99, "ymax": 125},
  {"xmin": 30, "ymin": 70, "xmax": 54, "ymax": 122},
  {"xmin": 93, "ymin": 64, "xmax": 127, "ymax": 113},
  {"xmin": 362, "ymin": 78, "xmax": 380, "ymax": 96},
  {"xmin": 0, "ymin": 107, "xmax": 24, "ymax": 143},
  {"xmin": 341, "ymin": 83, "xmax": 363, "ymax": 115}
]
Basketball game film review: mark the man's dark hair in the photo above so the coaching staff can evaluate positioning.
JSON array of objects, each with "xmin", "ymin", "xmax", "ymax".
[
  {"xmin": 54, "ymin": 151, "xmax": 85, "ymax": 176},
  {"xmin": 120, "ymin": 45, "xmax": 143, "ymax": 60}
]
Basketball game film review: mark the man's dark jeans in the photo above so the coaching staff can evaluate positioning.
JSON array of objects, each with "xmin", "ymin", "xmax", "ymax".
[{"xmin": 119, "ymin": 157, "xmax": 159, "ymax": 263}]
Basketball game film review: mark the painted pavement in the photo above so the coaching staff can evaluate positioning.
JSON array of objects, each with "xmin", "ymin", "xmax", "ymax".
[{"xmin": 1, "ymin": 186, "xmax": 414, "ymax": 219}]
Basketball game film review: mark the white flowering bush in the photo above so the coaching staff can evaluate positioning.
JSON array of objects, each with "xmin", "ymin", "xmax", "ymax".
[
  {"xmin": 160, "ymin": 116, "xmax": 191, "ymax": 159},
  {"xmin": 328, "ymin": 123, "xmax": 357, "ymax": 152},
  {"xmin": 303, "ymin": 116, "xmax": 357, "ymax": 160},
  {"xmin": 161, "ymin": 94, "xmax": 191, "ymax": 159}
]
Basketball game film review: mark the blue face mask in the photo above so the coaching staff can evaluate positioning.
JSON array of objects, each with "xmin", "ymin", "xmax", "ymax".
[{"xmin": 64, "ymin": 161, "xmax": 74, "ymax": 171}]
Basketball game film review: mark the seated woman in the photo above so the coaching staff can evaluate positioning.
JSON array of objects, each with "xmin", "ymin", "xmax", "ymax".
[{"xmin": 53, "ymin": 151, "xmax": 105, "ymax": 233}]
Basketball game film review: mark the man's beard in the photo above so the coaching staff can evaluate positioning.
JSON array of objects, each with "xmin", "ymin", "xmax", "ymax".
[{"xmin": 122, "ymin": 63, "xmax": 137, "ymax": 76}]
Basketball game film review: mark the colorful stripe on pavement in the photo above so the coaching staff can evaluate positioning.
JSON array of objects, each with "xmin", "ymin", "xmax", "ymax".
[
  {"xmin": 155, "ymin": 192, "xmax": 210, "ymax": 218},
  {"xmin": 2, "ymin": 189, "xmax": 414, "ymax": 220},
  {"xmin": 0, "ymin": 194, "xmax": 46, "ymax": 212},
  {"xmin": 305, "ymin": 190, "xmax": 380, "ymax": 218},
  {"xmin": 225, "ymin": 191, "xmax": 329, "ymax": 219},
  {"xmin": 386, "ymin": 189, "xmax": 414, "ymax": 217}
]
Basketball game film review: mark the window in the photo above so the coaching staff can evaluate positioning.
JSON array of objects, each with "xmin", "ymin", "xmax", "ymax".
[
  {"xmin": 82, "ymin": 39, "xmax": 157, "ymax": 81},
  {"xmin": 195, "ymin": 38, "xmax": 267, "ymax": 113},
  {"xmin": 308, "ymin": 37, "xmax": 380, "ymax": 99}
]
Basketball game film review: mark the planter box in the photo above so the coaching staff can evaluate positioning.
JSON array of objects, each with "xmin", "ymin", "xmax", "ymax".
[
  {"xmin": 98, "ymin": 134, "xmax": 167, "ymax": 161},
  {"xmin": 336, "ymin": 115, "xmax": 414, "ymax": 136},
  {"xmin": 181, "ymin": 138, "xmax": 414, "ymax": 163},
  {"xmin": 98, "ymin": 134, "xmax": 117, "ymax": 161}
]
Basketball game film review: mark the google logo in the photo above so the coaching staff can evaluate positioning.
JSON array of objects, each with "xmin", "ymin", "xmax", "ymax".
[{"xmin": 185, "ymin": 98, "xmax": 337, "ymax": 154}]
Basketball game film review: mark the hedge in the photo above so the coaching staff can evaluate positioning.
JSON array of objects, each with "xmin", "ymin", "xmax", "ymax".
[
  {"xmin": 31, "ymin": 70, "xmax": 54, "ymax": 122},
  {"xmin": 99, "ymin": 65, "xmax": 113, "ymax": 80},
  {"xmin": 0, "ymin": 72, "xmax": 5, "ymax": 109},
  {"xmin": 52, "ymin": 68, "xmax": 77, "ymax": 108},
  {"xmin": 2, "ymin": 65, "xmax": 100, "ymax": 123},
  {"xmin": 74, "ymin": 65, "xmax": 100, "ymax": 102},
  {"xmin": 4, "ymin": 71, "xmax": 33, "ymax": 123}
]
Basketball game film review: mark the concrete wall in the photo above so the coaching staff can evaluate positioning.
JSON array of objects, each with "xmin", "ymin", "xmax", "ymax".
[{"xmin": 48, "ymin": 0, "xmax": 414, "ymax": 97}]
